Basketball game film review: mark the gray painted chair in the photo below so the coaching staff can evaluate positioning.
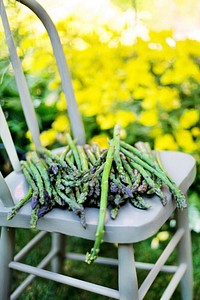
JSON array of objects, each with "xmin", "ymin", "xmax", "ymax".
[{"xmin": 0, "ymin": 0, "xmax": 196, "ymax": 299}]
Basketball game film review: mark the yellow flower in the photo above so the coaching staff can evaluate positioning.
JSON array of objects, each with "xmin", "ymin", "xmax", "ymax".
[
  {"xmin": 139, "ymin": 109, "xmax": 158, "ymax": 127},
  {"xmin": 56, "ymin": 92, "xmax": 67, "ymax": 111},
  {"xmin": 161, "ymin": 58, "xmax": 200, "ymax": 85},
  {"xmin": 31, "ymin": 50, "xmax": 54, "ymax": 73},
  {"xmin": 150, "ymin": 127, "xmax": 163, "ymax": 138},
  {"xmin": 76, "ymin": 88, "xmax": 102, "ymax": 117},
  {"xmin": 142, "ymin": 96, "xmax": 157, "ymax": 110},
  {"xmin": 179, "ymin": 109, "xmax": 199, "ymax": 129},
  {"xmin": 175, "ymin": 130, "xmax": 197, "ymax": 152},
  {"xmin": 115, "ymin": 110, "xmax": 136, "ymax": 127},
  {"xmin": 48, "ymin": 78, "xmax": 61, "ymax": 91},
  {"xmin": 25, "ymin": 130, "xmax": 32, "ymax": 142},
  {"xmin": 126, "ymin": 59, "xmax": 155, "ymax": 91},
  {"xmin": 191, "ymin": 127, "xmax": 200, "ymax": 137},
  {"xmin": 40, "ymin": 129, "xmax": 56, "ymax": 147},
  {"xmin": 153, "ymin": 60, "xmax": 170, "ymax": 75},
  {"xmin": 133, "ymin": 87, "xmax": 148, "ymax": 99},
  {"xmin": 157, "ymin": 231, "xmax": 170, "ymax": 241},
  {"xmin": 157, "ymin": 87, "xmax": 180, "ymax": 111},
  {"xmin": 117, "ymin": 85, "xmax": 131, "ymax": 101},
  {"xmin": 25, "ymin": 130, "xmax": 34, "ymax": 149},
  {"xmin": 140, "ymin": 86, "xmax": 180, "ymax": 112},
  {"xmin": 97, "ymin": 110, "xmax": 136, "ymax": 130},
  {"xmin": 90, "ymin": 134, "xmax": 109, "ymax": 149},
  {"xmin": 96, "ymin": 113, "xmax": 116, "ymax": 130},
  {"xmin": 52, "ymin": 114, "xmax": 70, "ymax": 132},
  {"xmin": 154, "ymin": 134, "xmax": 177, "ymax": 151}
]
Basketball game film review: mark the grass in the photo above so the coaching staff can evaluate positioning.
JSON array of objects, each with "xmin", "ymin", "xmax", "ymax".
[{"xmin": 7, "ymin": 221, "xmax": 200, "ymax": 300}]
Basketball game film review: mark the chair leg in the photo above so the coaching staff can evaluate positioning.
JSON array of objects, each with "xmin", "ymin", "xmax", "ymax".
[
  {"xmin": 51, "ymin": 233, "xmax": 66, "ymax": 274},
  {"xmin": 0, "ymin": 227, "xmax": 15, "ymax": 300},
  {"xmin": 118, "ymin": 244, "xmax": 139, "ymax": 300},
  {"xmin": 176, "ymin": 203, "xmax": 193, "ymax": 300}
]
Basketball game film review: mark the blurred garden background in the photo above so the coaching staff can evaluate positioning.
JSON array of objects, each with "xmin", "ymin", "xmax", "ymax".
[{"xmin": 0, "ymin": 0, "xmax": 200, "ymax": 299}]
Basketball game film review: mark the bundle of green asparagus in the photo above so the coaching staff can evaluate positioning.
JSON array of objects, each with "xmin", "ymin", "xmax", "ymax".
[{"xmin": 7, "ymin": 124, "xmax": 187, "ymax": 263}]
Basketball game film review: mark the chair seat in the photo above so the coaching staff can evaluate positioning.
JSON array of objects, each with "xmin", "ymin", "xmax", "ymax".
[{"xmin": 0, "ymin": 150, "xmax": 196, "ymax": 243}]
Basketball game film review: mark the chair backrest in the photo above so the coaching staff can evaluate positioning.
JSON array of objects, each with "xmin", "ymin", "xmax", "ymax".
[
  {"xmin": 0, "ymin": 0, "xmax": 85, "ymax": 206},
  {"xmin": 0, "ymin": 0, "xmax": 85, "ymax": 145}
]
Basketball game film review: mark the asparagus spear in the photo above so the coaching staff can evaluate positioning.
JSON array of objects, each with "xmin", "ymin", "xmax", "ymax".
[
  {"xmin": 30, "ymin": 203, "xmax": 40, "ymax": 229},
  {"xmin": 77, "ymin": 145, "xmax": 90, "ymax": 204},
  {"xmin": 135, "ymin": 141, "xmax": 163, "ymax": 190},
  {"xmin": 85, "ymin": 138, "xmax": 115, "ymax": 264},
  {"xmin": 121, "ymin": 146, "xmax": 186, "ymax": 208},
  {"xmin": 7, "ymin": 187, "xmax": 32, "ymax": 220},
  {"xmin": 60, "ymin": 145, "xmax": 70, "ymax": 161},
  {"xmin": 20, "ymin": 161, "xmax": 39, "ymax": 202},
  {"xmin": 127, "ymin": 158, "xmax": 167, "ymax": 206},
  {"xmin": 120, "ymin": 153, "xmax": 135, "ymax": 184},
  {"xmin": 55, "ymin": 185, "xmax": 86, "ymax": 228},
  {"xmin": 113, "ymin": 124, "xmax": 130, "ymax": 185},
  {"xmin": 66, "ymin": 133, "xmax": 82, "ymax": 170},
  {"xmin": 84, "ymin": 144, "xmax": 96, "ymax": 165},
  {"xmin": 30, "ymin": 152, "xmax": 52, "ymax": 199},
  {"xmin": 91, "ymin": 142, "xmax": 101, "ymax": 160},
  {"xmin": 26, "ymin": 159, "xmax": 45, "ymax": 205},
  {"xmin": 130, "ymin": 193, "xmax": 151, "ymax": 209},
  {"xmin": 37, "ymin": 148, "xmax": 68, "ymax": 170}
]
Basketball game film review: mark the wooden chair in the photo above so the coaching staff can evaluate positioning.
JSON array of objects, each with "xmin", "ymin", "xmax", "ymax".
[{"xmin": 0, "ymin": 0, "xmax": 196, "ymax": 299}]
